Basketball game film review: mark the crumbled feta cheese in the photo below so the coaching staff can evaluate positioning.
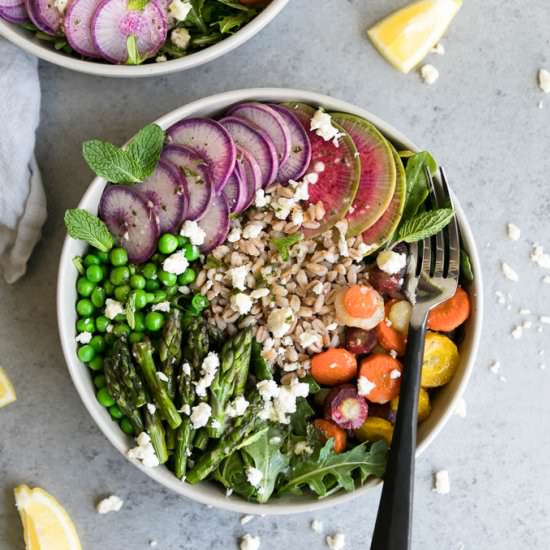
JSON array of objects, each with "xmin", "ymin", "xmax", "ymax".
[
  {"xmin": 163, "ymin": 251, "xmax": 189, "ymax": 275},
  {"xmin": 389, "ymin": 369, "xmax": 401, "ymax": 379},
  {"xmin": 240, "ymin": 534, "xmax": 261, "ymax": 550},
  {"xmin": 246, "ymin": 467, "xmax": 263, "ymax": 488},
  {"xmin": 151, "ymin": 301, "xmax": 171, "ymax": 313},
  {"xmin": 149, "ymin": 540, "xmax": 158, "ymax": 548},
  {"xmin": 54, "ymin": 0, "xmax": 68, "ymax": 14},
  {"xmin": 506, "ymin": 223, "xmax": 521, "ymax": 241},
  {"xmin": 310, "ymin": 109, "xmax": 343, "ymax": 145},
  {"xmin": 543, "ymin": 276, "xmax": 550, "ymax": 284},
  {"xmin": 243, "ymin": 222, "xmax": 263, "ymax": 239},
  {"xmin": 226, "ymin": 395, "xmax": 249, "ymax": 418},
  {"xmin": 146, "ymin": 403, "xmax": 156, "ymax": 415},
  {"xmin": 180, "ymin": 220, "xmax": 206, "ymax": 245},
  {"xmin": 104, "ymin": 298, "xmax": 125, "ymax": 320},
  {"xmin": 312, "ymin": 281, "xmax": 324, "ymax": 295},
  {"xmin": 231, "ymin": 293, "xmax": 253, "ymax": 315},
  {"xmin": 431, "ymin": 42, "xmax": 445, "ymax": 55},
  {"xmin": 454, "ymin": 397, "xmax": 467, "ymax": 418},
  {"xmin": 389, "ymin": 350, "xmax": 398, "ymax": 359},
  {"xmin": 293, "ymin": 441, "xmax": 313, "ymax": 455},
  {"xmin": 511, "ymin": 326, "xmax": 523, "ymax": 339},
  {"xmin": 156, "ymin": 371, "xmax": 169, "ymax": 382},
  {"xmin": 501, "ymin": 262, "xmax": 519, "ymax": 281},
  {"xmin": 226, "ymin": 488, "xmax": 233, "ymax": 497},
  {"xmin": 127, "ymin": 432, "xmax": 160, "ymax": 468},
  {"xmin": 290, "ymin": 205, "xmax": 304, "ymax": 226},
  {"xmin": 326, "ymin": 533, "xmax": 346, "ymax": 550},
  {"xmin": 76, "ymin": 331, "xmax": 92, "ymax": 344},
  {"xmin": 283, "ymin": 362, "xmax": 300, "ymax": 372},
  {"xmin": 227, "ymin": 226, "xmax": 242, "ymax": 243},
  {"xmin": 190, "ymin": 402, "xmax": 212, "ymax": 429},
  {"xmin": 377, "ymin": 250, "xmax": 407, "ymax": 274},
  {"xmin": 96, "ymin": 495, "xmax": 124, "ymax": 514},
  {"xmin": 541, "ymin": 364, "xmax": 547, "ymax": 370},
  {"xmin": 314, "ymin": 161, "xmax": 326, "ymax": 173},
  {"xmin": 257, "ymin": 380, "xmax": 280, "ymax": 401},
  {"xmin": 168, "ymin": 0, "xmax": 191, "ymax": 22},
  {"xmin": 255, "ymin": 189, "xmax": 270, "ymax": 208},
  {"xmin": 311, "ymin": 519, "xmax": 324, "ymax": 533},
  {"xmin": 433, "ymin": 470, "xmax": 450, "ymax": 494},
  {"xmin": 271, "ymin": 378, "xmax": 309, "ymax": 424},
  {"xmin": 250, "ymin": 288, "xmax": 270, "ymax": 299},
  {"xmin": 495, "ymin": 290, "xmax": 506, "ymax": 305},
  {"xmin": 290, "ymin": 178, "xmax": 310, "ymax": 201},
  {"xmin": 267, "ymin": 307, "xmax": 294, "ymax": 338},
  {"xmin": 489, "ymin": 360, "xmax": 502, "ymax": 377},
  {"xmin": 519, "ymin": 308, "xmax": 531, "ymax": 315},
  {"xmin": 540, "ymin": 316, "xmax": 550, "ymax": 325},
  {"xmin": 240, "ymin": 515, "xmax": 255, "ymax": 525},
  {"xmin": 304, "ymin": 172, "xmax": 319, "ymax": 184},
  {"xmin": 179, "ymin": 404, "xmax": 191, "ymax": 415},
  {"xmin": 182, "ymin": 362, "xmax": 191, "ymax": 376},
  {"xmin": 171, "ymin": 27, "xmax": 191, "ymax": 50},
  {"xmin": 357, "ymin": 242, "xmax": 377, "ymax": 257},
  {"xmin": 195, "ymin": 352, "xmax": 219, "ymax": 397},
  {"xmin": 538, "ymin": 69, "xmax": 550, "ymax": 93},
  {"xmin": 522, "ymin": 320, "xmax": 532, "ymax": 329},
  {"xmin": 530, "ymin": 244, "xmax": 550, "ymax": 269},
  {"xmin": 178, "ymin": 285, "xmax": 191, "ymax": 295},
  {"xmin": 326, "ymin": 322, "xmax": 338, "ymax": 331},
  {"xmin": 358, "ymin": 376, "xmax": 376, "ymax": 396},
  {"xmin": 229, "ymin": 265, "xmax": 249, "ymax": 291},
  {"xmin": 299, "ymin": 331, "xmax": 322, "ymax": 349},
  {"xmin": 420, "ymin": 64, "xmax": 439, "ymax": 84}
]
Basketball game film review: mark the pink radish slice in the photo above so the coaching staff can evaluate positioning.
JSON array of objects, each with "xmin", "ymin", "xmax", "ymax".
[
  {"xmin": 132, "ymin": 160, "xmax": 187, "ymax": 234},
  {"xmin": 91, "ymin": 0, "xmax": 167, "ymax": 64},
  {"xmin": 227, "ymin": 102, "xmax": 291, "ymax": 166},
  {"xmin": 65, "ymin": 0, "xmax": 102, "ymax": 58},
  {"xmin": 0, "ymin": 3, "xmax": 28, "ymax": 22},
  {"xmin": 235, "ymin": 145, "xmax": 261, "ymax": 211},
  {"xmin": 220, "ymin": 116, "xmax": 279, "ymax": 188},
  {"xmin": 270, "ymin": 104, "xmax": 312, "ymax": 183},
  {"xmin": 24, "ymin": 0, "xmax": 61, "ymax": 35},
  {"xmin": 166, "ymin": 117, "xmax": 236, "ymax": 193},
  {"xmin": 161, "ymin": 144, "xmax": 212, "ymax": 221},
  {"xmin": 222, "ymin": 168, "xmax": 244, "ymax": 214},
  {"xmin": 0, "ymin": 0, "xmax": 25, "ymax": 9},
  {"xmin": 197, "ymin": 193, "xmax": 230, "ymax": 253},
  {"xmin": 99, "ymin": 186, "xmax": 160, "ymax": 264}
]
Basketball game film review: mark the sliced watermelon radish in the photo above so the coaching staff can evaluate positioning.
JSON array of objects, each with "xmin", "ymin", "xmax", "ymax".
[
  {"xmin": 166, "ymin": 117, "xmax": 236, "ymax": 193},
  {"xmin": 223, "ymin": 168, "xmax": 244, "ymax": 214},
  {"xmin": 226, "ymin": 102, "xmax": 291, "ymax": 166},
  {"xmin": 235, "ymin": 145, "xmax": 261, "ymax": 211},
  {"xmin": 197, "ymin": 193, "xmax": 230, "ymax": 253},
  {"xmin": 331, "ymin": 113, "xmax": 396, "ymax": 237},
  {"xmin": 219, "ymin": 116, "xmax": 279, "ymax": 188},
  {"xmin": 0, "ymin": 2, "xmax": 28, "ymax": 22},
  {"xmin": 65, "ymin": 0, "xmax": 102, "ymax": 58},
  {"xmin": 99, "ymin": 186, "xmax": 159, "ymax": 263},
  {"xmin": 91, "ymin": 0, "xmax": 167, "ymax": 64},
  {"xmin": 132, "ymin": 160, "xmax": 187, "ymax": 234},
  {"xmin": 270, "ymin": 104, "xmax": 312, "ymax": 182},
  {"xmin": 362, "ymin": 147, "xmax": 406, "ymax": 247},
  {"xmin": 285, "ymin": 103, "xmax": 361, "ymax": 238},
  {"xmin": 24, "ymin": 0, "xmax": 61, "ymax": 35},
  {"xmin": 161, "ymin": 144, "xmax": 212, "ymax": 221}
]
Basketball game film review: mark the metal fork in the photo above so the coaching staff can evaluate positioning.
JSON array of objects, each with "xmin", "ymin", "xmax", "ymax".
[{"xmin": 370, "ymin": 167, "xmax": 460, "ymax": 550}]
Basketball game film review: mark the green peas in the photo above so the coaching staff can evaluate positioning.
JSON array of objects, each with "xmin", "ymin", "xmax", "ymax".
[
  {"xmin": 145, "ymin": 292, "xmax": 155, "ymax": 303},
  {"xmin": 158, "ymin": 270, "xmax": 177, "ymax": 287},
  {"xmin": 104, "ymin": 281, "xmax": 115, "ymax": 296},
  {"xmin": 110, "ymin": 247, "xmax": 128, "ymax": 266},
  {"xmin": 141, "ymin": 263, "xmax": 157, "ymax": 280},
  {"xmin": 130, "ymin": 274, "xmax": 146, "ymax": 290},
  {"xmin": 113, "ymin": 323, "xmax": 130, "ymax": 337},
  {"xmin": 151, "ymin": 253, "xmax": 165, "ymax": 264},
  {"xmin": 158, "ymin": 233, "xmax": 179, "ymax": 255},
  {"xmin": 76, "ymin": 318, "xmax": 95, "ymax": 333},
  {"xmin": 129, "ymin": 331, "xmax": 144, "ymax": 344},
  {"xmin": 84, "ymin": 254, "xmax": 100, "ymax": 267},
  {"xmin": 165, "ymin": 286, "xmax": 178, "ymax": 298},
  {"xmin": 114, "ymin": 284, "xmax": 131, "ymax": 302},
  {"xmin": 184, "ymin": 243, "xmax": 200, "ymax": 261},
  {"xmin": 78, "ymin": 344, "xmax": 95, "ymax": 363},
  {"xmin": 145, "ymin": 311, "xmax": 165, "ymax": 332},
  {"xmin": 76, "ymin": 299, "xmax": 94, "ymax": 318},
  {"xmin": 89, "ymin": 335, "xmax": 105, "ymax": 354},
  {"xmin": 77, "ymin": 277, "xmax": 95, "ymax": 297},
  {"xmin": 96, "ymin": 315, "xmax": 110, "ymax": 333},
  {"xmin": 109, "ymin": 405, "xmax": 123, "ymax": 419},
  {"xmin": 177, "ymin": 235, "xmax": 189, "ymax": 248},
  {"xmin": 134, "ymin": 312, "xmax": 146, "ymax": 332},
  {"xmin": 119, "ymin": 417, "xmax": 134, "ymax": 435},
  {"xmin": 93, "ymin": 374, "xmax": 107, "ymax": 389},
  {"xmin": 191, "ymin": 293, "xmax": 209, "ymax": 313},
  {"xmin": 96, "ymin": 387, "xmax": 115, "ymax": 408},
  {"xmin": 88, "ymin": 356, "xmax": 104, "ymax": 371},
  {"xmin": 178, "ymin": 267, "xmax": 196, "ymax": 285},
  {"xmin": 133, "ymin": 289, "xmax": 148, "ymax": 310},
  {"xmin": 91, "ymin": 287, "xmax": 106, "ymax": 308},
  {"xmin": 97, "ymin": 251, "xmax": 109, "ymax": 263},
  {"xmin": 152, "ymin": 290, "xmax": 167, "ymax": 304},
  {"xmin": 110, "ymin": 266, "xmax": 130, "ymax": 286},
  {"xmin": 145, "ymin": 279, "xmax": 160, "ymax": 291},
  {"xmin": 86, "ymin": 264, "xmax": 104, "ymax": 283}
]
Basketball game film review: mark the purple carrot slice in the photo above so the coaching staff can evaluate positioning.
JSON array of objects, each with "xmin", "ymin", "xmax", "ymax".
[
  {"xmin": 65, "ymin": 0, "xmax": 102, "ymax": 58},
  {"xmin": 132, "ymin": 160, "xmax": 187, "ymax": 234},
  {"xmin": 270, "ymin": 104, "xmax": 312, "ymax": 183},
  {"xmin": 161, "ymin": 144, "xmax": 212, "ymax": 221},
  {"xmin": 235, "ymin": 145, "xmax": 261, "ymax": 211},
  {"xmin": 0, "ymin": 2, "xmax": 28, "ymax": 22},
  {"xmin": 166, "ymin": 117, "xmax": 236, "ymax": 193},
  {"xmin": 227, "ymin": 102, "xmax": 291, "ymax": 166},
  {"xmin": 91, "ymin": 0, "xmax": 167, "ymax": 64},
  {"xmin": 99, "ymin": 186, "xmax": 159, "ymax": 264},
  {"xmin": 222, "ymin": 168, "xmax": 244, "ymax": 214},
  {"xmin": 219, "ymin": 116, "xmax": 279, "ymax": 188},
  {"xmin": 197, "ymin": 193, "xmax": 230, "ymax": 253},
  {"xmin": 24, "ymin": 0, "xmax": 62, "ymax": 35}
]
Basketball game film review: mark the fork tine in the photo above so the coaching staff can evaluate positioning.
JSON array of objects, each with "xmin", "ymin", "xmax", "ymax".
[
  {"xmin": 439, "ymin": 167, "xmax": 460, "ymax": 280},
  {"xmin": 424, "ymin": 167, "xmax": 445, "ymax": 278}
]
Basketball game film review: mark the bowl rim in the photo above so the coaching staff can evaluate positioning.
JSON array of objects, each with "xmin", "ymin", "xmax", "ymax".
[
  {"xmin": 0, "ymin": 0, "xmax": 289, "ymax": 78},
  {"xmin": 57, "ymin": 87, "xmax": 484, "ymax": 514}
]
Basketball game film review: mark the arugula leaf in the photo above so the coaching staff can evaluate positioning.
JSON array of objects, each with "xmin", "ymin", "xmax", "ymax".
[
  {"xmin": 214, "ymin": 453, "xmax": 256, "ymax": 499},
  {"xmin": 277, "ymin": 441, "xmax": 388, "ymax": 498},
  {"xmin": 215, "ymin": 0, "xmax": 255, "ymax": 11},
  {"xmin": 396, "ymin": 208, "xmax": 454, "ymax": 244},
  {"xmin": 461, "ymin": 248, "xmax": 474, "ymax": 281},
  {"xmin": 126, "ymin": 35, "xmax": 142, "ymax": 65},
  {"xmin": 402, "ymin": 151, "xmax": 437, "ymax": 219},
  {"xmin": 126, "ymin": 292, "xmax": 137, "ymax": 329},
  {"xmin": 290, "ymin": 398, "xmax": 315, "ymax": 437},
  {"xmin": 272, "ymin": 233, "xmax": 303, "ymax": 261},
  {"xmin": 64, "ymin": 209, "xmax": 114, "ymax": 252},
  {"xmin": 215, "ymin": 12, "xmax": 253, "ymax": 33},
  {"xmin": 186, "ymin": 0, "xmax": 207, "ymax": 33}
]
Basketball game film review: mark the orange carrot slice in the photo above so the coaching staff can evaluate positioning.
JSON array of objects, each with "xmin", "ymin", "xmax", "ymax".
[
  {"xmin": 427, "ymin": 287, "xmax": 471, "ymax": 332},
  {"xmin": 358, "ymin": 353, "xmax": 402, "ymax": 404},
  {"xmin": 311, "ymin": 348, "xmax": 357, "ymax": 386},
  {"xmin": 375, "ymin": 300, "xmax": 406, "ymax": 356},
  {"xmin": 313, "ymin": 419, "xmax": 347, "ymax": 453},
  {"xmin": 343, "ymin": 285, "xmax": 380, "ymax": 318}
]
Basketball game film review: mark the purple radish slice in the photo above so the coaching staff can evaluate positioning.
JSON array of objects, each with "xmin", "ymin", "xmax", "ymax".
[
  {"xmin": 235, "ymin": 145, "xmax": 261, "ymax": 211},
  {"xmin": 197, "ymin": 193, "xmax": 230, "ymax": 253},
  {"xmin": 222, "ymin": 168, "xmax": 243, "ymax": 214},
  {"xmin": 99, "ymin": 186, "xmax": 159, "ymax": 264},
  {"xmin": 166, "ymin": 117, "xmax": 236, "ymax": 193},
  {"xmin": 0, "ymin": 0, "xmax": 26, "ymax": 9},
  {"xmin": 65, "ymin": 0, "xmax": 102, "ymax": 58},
  {"xmin": 24, "ymin": 0, "xmax": 62, "ymax": 35},
  {"xmin": 91, "ymin": 0, "xmax": 167, "ymax": 64},
  {"xmin": 132, "ymin": 160, "xmax": 187, "ymax": 234},
  {"xmin": 0, "ymin": 2, "xmax": 28, "ymax": 22},
  {"xmin": 219, "ymin": 116, "xmax": 279, "ymax": 188},
  {"xmin": 227, "ymin": 102, "xmax": 291, "ymax": 166},
  {"xmin": 161, "ymin": 144, "xmax": 212, "ymax": 221},
  {"xmin": 270, "ymin": 104, "xmax": 312, "ymax": 183}
]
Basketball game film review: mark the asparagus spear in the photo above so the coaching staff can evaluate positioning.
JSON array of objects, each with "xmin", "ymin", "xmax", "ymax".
[
  {"xmin": 158, "ymin": 308, "xmax": 183, "ymax": 400},
  {"xmin": 133, "ymin": 338, "xmax": 182, "ymax": 430},
  {"xmin": 104, "ymin": 337, "xmax": 146, "ymax": 432},
  {"xmin": 143, "ymin": 405, "xmax": 168, "ymax": 464}
]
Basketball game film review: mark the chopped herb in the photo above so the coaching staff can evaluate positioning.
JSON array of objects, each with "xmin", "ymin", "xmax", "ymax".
[{"xmin": 272, "ymin": 233, "xmax": 303, "ymax": 261}]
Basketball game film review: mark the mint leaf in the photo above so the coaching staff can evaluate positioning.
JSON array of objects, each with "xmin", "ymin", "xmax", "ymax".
[
  {"xmin": 402, "ymin": 151, "xmax": 437, "ymax": 219},
  {"xmin": 72, "ymin": 256, "xmax": 84, "ymax": 275},
  {"xmin": 127, "ymin": 124, "xmax": 165, "ymax": 180},
  {"xmin": 64, "ymin": 209, "xmax": 114, "ymax": 252},
  {"xmin": 397, "ymin": 208, "xmax": 454, "ymax": 244},
  {"xmin": 126, "ymin": 35, "xmax": 142, "ymax": 65},
  {"xmin": 272, "ymin": 233, "xmax": 303, "ymax": 261},
  {"xmin": 128, "ymin": 0, "xmax": 149, "ymax": 9}
]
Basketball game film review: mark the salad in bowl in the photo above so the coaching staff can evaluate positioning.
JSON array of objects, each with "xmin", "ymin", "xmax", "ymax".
[{"xmin": 58, "ymin": 89, "xmax": 481, "ymax": 513}]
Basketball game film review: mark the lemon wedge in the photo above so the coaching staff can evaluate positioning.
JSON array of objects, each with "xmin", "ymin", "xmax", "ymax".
[
  {"xmin": 0, "ymin": 367, "xmax": 16, "ymax": 407},
  {"xmin": 367, "ymin": 0, "xmax": 462, "ymax": 73},
  {"xmin": 14, "ymin": 485, "xmax": 82, "ymax": 550}
]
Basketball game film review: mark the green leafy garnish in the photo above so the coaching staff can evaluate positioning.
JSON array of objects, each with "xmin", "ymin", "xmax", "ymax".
[
  {"xmin": 204, "ymin": 256, "xmax": 223, "ymax": 269},
  {"xmin": 128, "ymin": 0, "xmax": 149, "ymax": 9},
  {"xmin": 64, "ymin": 209, "xmax": 114, "ymax": 252},
  {"xmin": 396, "ymin": 208, "xmax": 454, "ymax": 244},
  {"xmin": 126, "ymin": 292, "xmax": 137, "ymax": 329},
  {"xmin": 402, "ymin": 151, "xmax": 437, "ymax": 219},
  {"xmin": 290, "ymin": 398, "xmax": 315, "ymax": 437},
  {"xmin": 272, "ymin": 233, "xmax": 303, "ymax": 261},
  {"xmin": 82, "ymin": 124, "xmax": 165, "ymax": 184},
  {"xmin": 126, "ymin": 35, "xmax": 143, "ymax": 65},
  {"xmin": 72, "ymin": 256, "xmax": 84, "ymax": 275},
  {"xmin": 215, "ymin": 12, "xmax": 252, "ymax": 33},
  {"xmin": 461, "ymin": 249, "xmax": 474, "ymax": 281}
]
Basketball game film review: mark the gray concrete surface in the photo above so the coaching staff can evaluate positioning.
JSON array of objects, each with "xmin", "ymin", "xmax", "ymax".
[{"xmin": 2, "ymin": 0, "xmax": 550, "ymax": 548}]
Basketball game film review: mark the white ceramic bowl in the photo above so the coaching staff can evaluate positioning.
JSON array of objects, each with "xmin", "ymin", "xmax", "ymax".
[
  {"xmin": 57, "ymin": 88, "xmax": 483, "ymax": 514},
  {"xmin": 0, "ymin": 0, "xmax": 288, "ymax": 78}
]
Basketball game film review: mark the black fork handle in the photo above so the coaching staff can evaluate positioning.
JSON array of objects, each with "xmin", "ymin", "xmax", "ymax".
[{"xmin": 370, "ymin": 320, "xmax": 428, "ymax": 550}]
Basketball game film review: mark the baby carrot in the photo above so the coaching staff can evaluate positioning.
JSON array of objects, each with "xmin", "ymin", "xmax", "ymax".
[
  {"xmin": 313, "ymin": 419, "xmax": 347, "ymax": 453},
  {"xmin": 311, "ymin": 348, "xmax": 357, "ymax": 386},
  {"xmin": 358, "ymin": 353, "xmax": 402, "ymax": 404},
  {"xmin": 427, "ymin": 287, "xmax": 471, "ymax": 332}
]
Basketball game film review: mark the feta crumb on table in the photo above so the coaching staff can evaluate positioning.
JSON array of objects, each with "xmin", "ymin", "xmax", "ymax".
[
  {"xmin": 326, "ymin": 533, "xmax": 346, "ymax": 550},
  {"xmin": 501, "ymin": 262, "xmax": 519, "ymax": 281},
  {"xmin": 96, "ymin": 494, "xmax": 124, "ymax": 514},
  {"xmin": 311, "ymin": 519, "xmax": 324, "ymax": 533},
  {"xmin": 540, "ymin": 316, "xmax": 550, "ymax": 325},
  {"xmin": 420, "ymin": 64, "xmax": 439, "ymax": 84},
  {"xmin": 543, "ymin": 276, "xmax": 550, "ymax": 284},
  {"xmin": 538, "ymin": 68, "xmax": 550, "ymax": 93},
  {"xmin": 149, "ymin": 541, "xmax": 158, "ymax": 548},
  {"xmin": 433, "ymin": 470, "xmax": 450, "ymax": 494},
  {"xmin": 530, "ymin": 244, "xmax": 550, "ymax": 269},
  {"xmin": 454, "ymin": 397, "xmax": 467, "ymax": 418},
  {"xmin": 506, "ymin": 223, "xmax": 521, "ymax": 241},
  {"xmin": 511, "ymin": 326, "xmax": 523, "ymax": 339},
  {"xmin": 240, "ymin": 534, "xmax": 261, "ymax": 550},
  {"xmin": 431, "ymin": 42, "xmax": 445, "ymax": 55},
  {"xmin": 240, "ymin": 514, "xmax": 255, "ymax": 525}
]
